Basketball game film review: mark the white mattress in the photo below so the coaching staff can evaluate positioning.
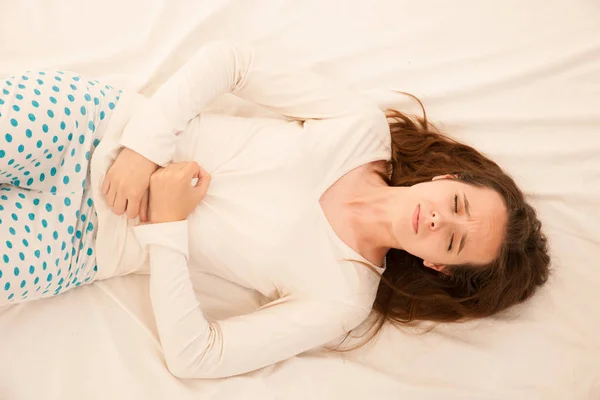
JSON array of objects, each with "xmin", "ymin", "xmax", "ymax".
[{"xmin": 1, "ymin": 1, "xmax": 599, "ymax": 399}]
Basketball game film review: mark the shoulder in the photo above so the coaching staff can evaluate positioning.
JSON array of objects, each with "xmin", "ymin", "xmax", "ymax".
[
  {"xmin": 304, "ymin": 100, "xmax": 390, "ymax": 142},
  {"xmin": 357, "ymin": 107, "xmax": 392, "ymax": 159},
  {"xmin": 305, "ymin": 106, "xmax": 391, "ymax": 176},
  {"xmin": 304, "ymin": 259, "xmax": 382, "ymax": 329},
  {"xmin": 341, "ymin": 104, "xmax": 391, "ymax": 144},
  {"xmin": 339, "ymin": 105, "xmax": 391, "ymax": 162},
  {"xmin": 360, "ymin": 105, "xmax": 390, "ymax": 130}
]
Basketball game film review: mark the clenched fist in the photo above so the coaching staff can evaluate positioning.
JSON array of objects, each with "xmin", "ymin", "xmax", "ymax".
[{"xmin": 148, "ymin": 162, "xmax": 211, "ymax": 224}]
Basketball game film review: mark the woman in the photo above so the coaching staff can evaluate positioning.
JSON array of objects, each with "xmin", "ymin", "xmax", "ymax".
[{"xmin": 0, "ymin": 42, "xmax": 550, "ymax": 378}]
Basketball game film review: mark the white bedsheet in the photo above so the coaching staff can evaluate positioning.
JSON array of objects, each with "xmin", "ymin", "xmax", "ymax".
[{"xmin": 1, "ymin": 1, "xmax": 599, "ymax": 399}]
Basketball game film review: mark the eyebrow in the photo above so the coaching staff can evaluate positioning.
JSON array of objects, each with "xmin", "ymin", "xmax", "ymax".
[
  {"xmin": 458, "ymin": 232, "xmax": 468, "ymax": 255},
  {"xmin": 463, "ymin": 193, "xmax": 471, "ymax": 218},
  {"xmin": 458, "ymin": 193, "xmax": 470, "ymax": 255}
]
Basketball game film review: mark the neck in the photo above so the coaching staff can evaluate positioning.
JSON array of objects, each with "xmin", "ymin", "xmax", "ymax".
[{"xmin": 345, "ymin": 172, "xmax": 408, "ymax": 259}]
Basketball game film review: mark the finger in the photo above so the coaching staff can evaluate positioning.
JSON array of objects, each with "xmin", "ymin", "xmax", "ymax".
[
  {"xmin": 192, "ymin": 167, "xmax": 209, "ymax": 184},
  {"xmin": 184, "ymin": 161, "xmax": 202, "ymax": 176},
  {"xmin": 126, "ymin": 196, "xmax": 141, "ymax": 220},
  {"xmin": 193, "ymin": 171, "xmax": 212, "ymax": 199},
  {"xmin": 197, "ymin": 166, "xmax": 210, "ymax": 179},
  {"xmin": 113, "ymin": 192, "xmax": 128, "ymax": 216},
  {"xmin": 105, "ymin": 187, "xmax": 117, "ymax": 208},
  {"xmin": 173, "ymin": 162, "xmax": 201, "ymax": 183},
  {"xmin": 101, "ymin": 178, "xmax": 110, "ymax": 196},
  {"xmin": 190, "ymin": 166, "xmax": 208, "ymax": 187},
  {"xmin": 139, "ymin": 190, "xmax": 149, "ymax": 222}
]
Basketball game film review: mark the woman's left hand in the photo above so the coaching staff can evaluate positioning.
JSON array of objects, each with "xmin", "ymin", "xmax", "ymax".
[
  {"xmin": 102, "ymin": 147, "xmax": 159, "ymax": 221},
  {"xmin": 148, "ymin": 162, "xmax": 211, "ymax": 224}
]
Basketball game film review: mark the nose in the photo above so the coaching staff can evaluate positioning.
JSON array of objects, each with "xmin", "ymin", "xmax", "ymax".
[{"xmin": 428, "ymin": 210, "xmax": 446, "ymax": 231}]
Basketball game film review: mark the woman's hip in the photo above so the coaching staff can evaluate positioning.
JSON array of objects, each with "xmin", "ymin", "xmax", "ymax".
[
  {"xmin": 0, "ymin": 70, "xmax": 126, "ymax": 305},
  {"xmin": 0, "ymin": 70, "xmax": 123, "ymax": 191}
]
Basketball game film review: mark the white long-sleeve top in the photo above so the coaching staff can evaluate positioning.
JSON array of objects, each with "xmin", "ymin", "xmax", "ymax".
[{"xmin": 89, "ymin": 42, "xmax": 392, "ymax": 379}]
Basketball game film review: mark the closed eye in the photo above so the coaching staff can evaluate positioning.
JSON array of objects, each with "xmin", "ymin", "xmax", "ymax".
[{"xmin": 448, "ymin": 194, "xmax": 458, "ymax": 251}]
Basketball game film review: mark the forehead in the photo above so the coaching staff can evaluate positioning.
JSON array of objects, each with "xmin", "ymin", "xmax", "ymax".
[
  {"xmin": 456, "ymin": 181, "xmax": 503, "ymax": 208},
  {"xmin": 431, "ymin": 179, "xmax": 500, "ymax": 204},
  {"xmin": 450, "ymin": 181, "xmax": 508, "ymax": 264}
]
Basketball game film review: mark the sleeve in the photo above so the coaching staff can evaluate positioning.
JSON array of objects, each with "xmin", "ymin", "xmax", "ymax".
[
  {"xmin": 133, "ymin": 221, "xmax": 370, "ymax": 379},
  {"xmin": 119, "ymin": 41, "xmax": 382, "ymax": 166}
]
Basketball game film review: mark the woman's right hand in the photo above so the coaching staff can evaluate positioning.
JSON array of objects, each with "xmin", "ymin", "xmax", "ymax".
[
  {"xmin": 148, "ymin": 162, "xmax": 211, "ymax": 224},
  {"xmin": 102, "ymin": 147, "xmax": 159, "ymax": 222}
]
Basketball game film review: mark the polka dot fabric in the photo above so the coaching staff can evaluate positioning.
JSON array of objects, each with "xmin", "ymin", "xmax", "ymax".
[{"xmin": 0, "ymin": 71, "xmax": 121, "ymax": 305}]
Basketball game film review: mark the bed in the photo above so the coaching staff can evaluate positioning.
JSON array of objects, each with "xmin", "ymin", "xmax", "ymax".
[{"xmin": 1, "ymin": 0, "xmax": 599, "ymax": 399}]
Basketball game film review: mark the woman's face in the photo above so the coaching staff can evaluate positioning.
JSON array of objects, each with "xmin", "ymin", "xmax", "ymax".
[{"xmin": 396, "ymin": 176, "xmax": 507, "ymax": 272}]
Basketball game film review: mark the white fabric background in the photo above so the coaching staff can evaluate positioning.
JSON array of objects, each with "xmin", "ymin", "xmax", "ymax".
[{"xmin": 0, "ymin": 1, "xmax": 599, "ymax": 399}]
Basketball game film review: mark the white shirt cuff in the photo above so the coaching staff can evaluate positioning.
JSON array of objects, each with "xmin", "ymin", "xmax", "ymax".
[{"xmin": 133, "ymin": 220, "xmax": 189, "ymax": 257}]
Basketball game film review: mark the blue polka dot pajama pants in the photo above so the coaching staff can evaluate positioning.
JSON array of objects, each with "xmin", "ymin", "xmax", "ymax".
[{"xmin": 0, "ymin": 70, "xmax": 121, "ymax": 305}]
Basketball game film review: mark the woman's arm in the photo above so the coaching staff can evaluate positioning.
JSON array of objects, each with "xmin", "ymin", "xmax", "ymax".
[
  {"xmin": 119, "ymin": 41, "xmax": 380, "ymax": 167},
  {"xmin": 107, "ymin": 41, "xmax": 384, "ymax": 220},
  {"xmin": 136, "ymin": 163, "xmax": 370, "ymax": 379},
  {"xmin": 135, "ymin": 221, "xmax": 369, "ymax": 379}
]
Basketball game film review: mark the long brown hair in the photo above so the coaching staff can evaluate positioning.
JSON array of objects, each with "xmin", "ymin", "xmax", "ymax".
[{"xmin": 352, "ymin": 95, "xmax": 551, "ymax": 344}]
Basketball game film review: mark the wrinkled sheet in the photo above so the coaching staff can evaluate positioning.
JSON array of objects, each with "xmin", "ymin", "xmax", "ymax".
[{"xmin": 1, "ymin": 0, "xmax": 599, "ymax": 399}]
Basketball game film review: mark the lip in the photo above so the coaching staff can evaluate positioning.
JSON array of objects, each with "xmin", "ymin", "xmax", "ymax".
[{"xmin": 412, "ymin": 204, "xmax": 420, "ymax": 234}]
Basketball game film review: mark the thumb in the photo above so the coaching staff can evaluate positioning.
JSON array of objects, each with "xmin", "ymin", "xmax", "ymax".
[
  {"xmin": 193, "ymin": 168, "xmax": 211, "ymax": 198},
  {"xmin": 139, "ymin": 190, "xmax": 149, "ymax": 223}
]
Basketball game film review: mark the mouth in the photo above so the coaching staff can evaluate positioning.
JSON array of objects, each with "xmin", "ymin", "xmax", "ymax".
[{"xmin": 412, "ymin": 204, "xmax": 420, "ymax": 234}]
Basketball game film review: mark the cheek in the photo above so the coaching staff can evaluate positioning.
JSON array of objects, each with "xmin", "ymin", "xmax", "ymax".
[
  {"xmin": 408, "ymin": 233, "xmax": 443, "ymax": 262},
  {"xmin": 426, "ymin": 235, "xmax": 444, "ymax": 259}
]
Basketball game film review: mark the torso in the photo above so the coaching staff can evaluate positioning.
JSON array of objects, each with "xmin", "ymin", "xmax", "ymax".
[
  {"xmin": 98, "ymin": 111, "xmax": 390, "ymax": 299},
  {"xmin": 318, "ymin": 160, "xmax": 388, "ymax": 267}
]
